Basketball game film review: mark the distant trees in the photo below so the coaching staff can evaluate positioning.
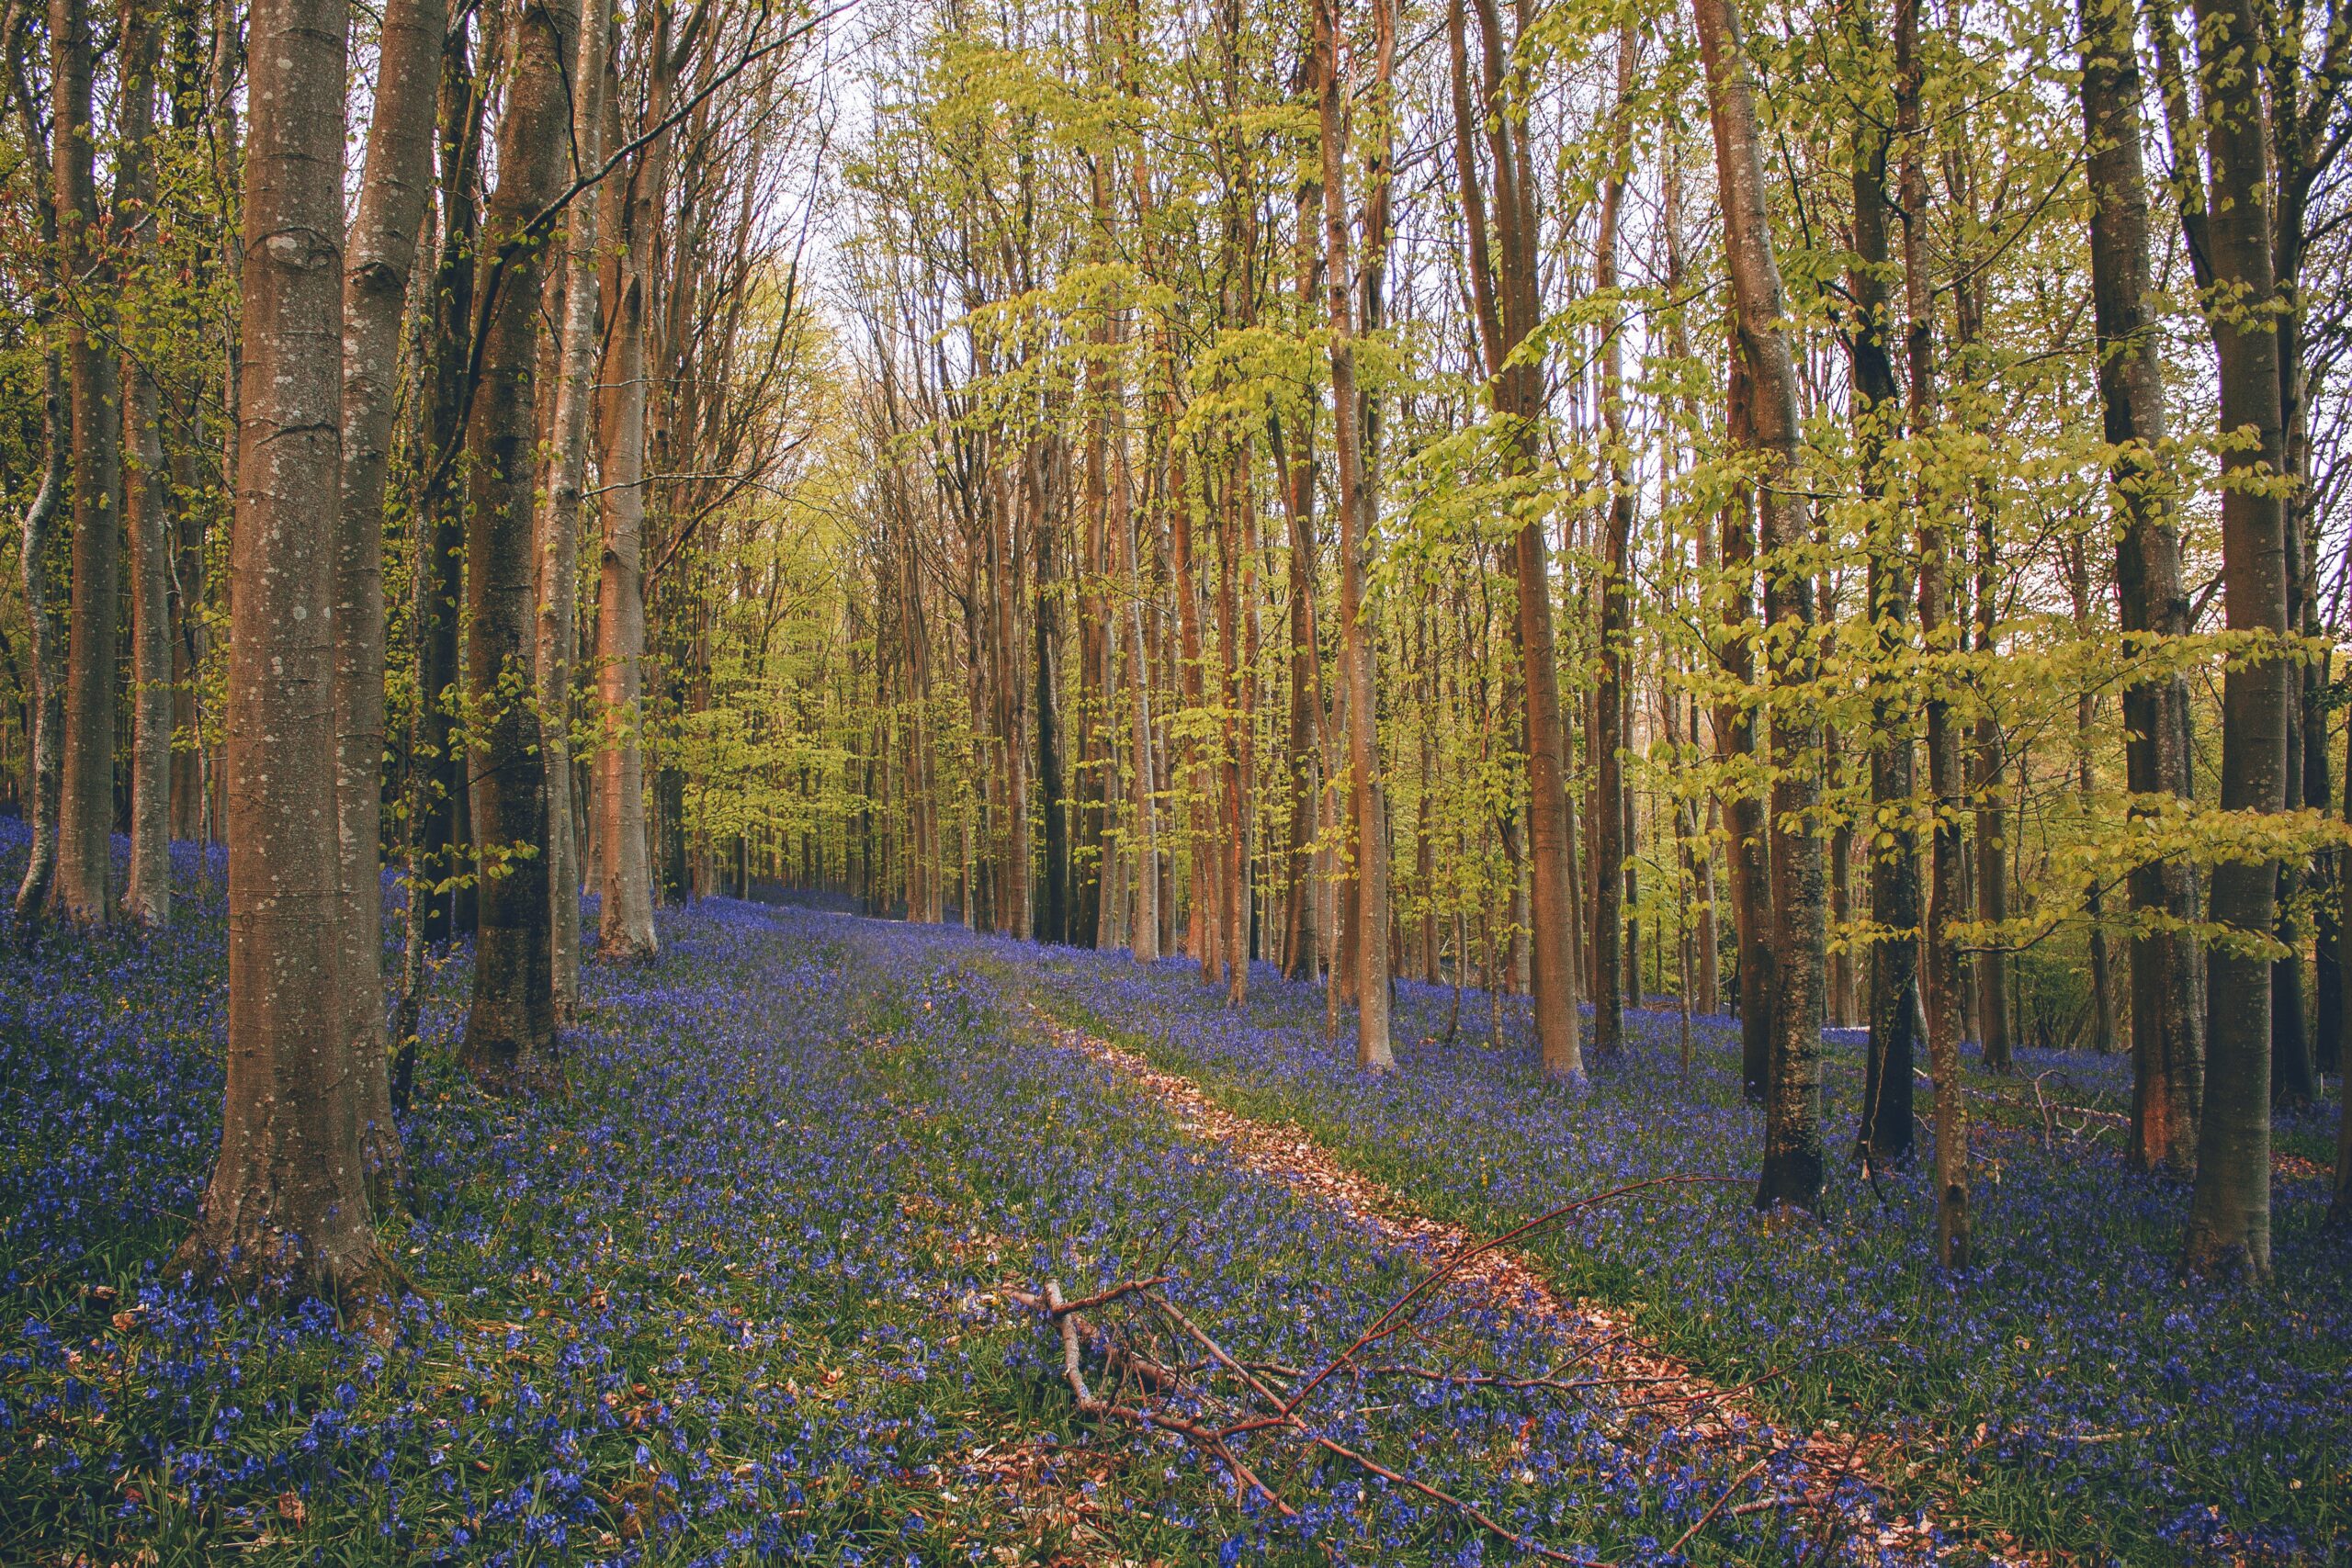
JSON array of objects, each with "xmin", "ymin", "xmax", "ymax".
[{"xmin": 814, "ymin": 0, "xmax": 2352, "ymax": 1269}]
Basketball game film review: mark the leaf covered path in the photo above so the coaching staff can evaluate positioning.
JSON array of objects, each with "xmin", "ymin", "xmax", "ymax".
[{"xmin": 1019, "ymin": 1008, "xmax": 2037, "ymax": 1567}]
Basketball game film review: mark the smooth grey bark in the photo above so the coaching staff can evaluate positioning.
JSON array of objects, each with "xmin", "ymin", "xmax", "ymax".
[
  {"xmin": 1447, "ymin": 0, "xmax": 1583, "ymax": 1077},
  {"xmin": 14, "ymin": 355, "xmax": 64, "ymax": 920},
  {"xmin": 1849, "ymin": 72, "xmax": 1917, "ymax": 1168},
  {"xmin": 1894, "ymin": 0, "xmax": 1971, "ymax": 1266},
  {"xmin": 594, "ymin": 2, "xmax": 673, "ymax": 964},
  {"xmin": 8, "ymin": 39, "xmax": 65, "ymax": 919},
  {"xmin": 537, "ymin": 0, "xmax": 609, "ymax": 1013}
]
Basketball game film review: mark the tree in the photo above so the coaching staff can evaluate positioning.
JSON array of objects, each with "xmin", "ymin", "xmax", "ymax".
[
  {"xmin": 461, "ymin": 0, "xmax": 578, "ymax": 1082},
  {"xmin": 594, "ymin": 0, "xmax": 680, "ymax": 966},
  {"xmin": 1894, "ymin": 0, "xmax": 1971, "ymax": 1266},
  {"xmin": 1848, "ymin": 12, "xmax": 1917, "ymax": 1168},
  {"xmin": 538, "ymin": 0, "xmax": 612, "ymax": 1015},
  {"xmin": 51, "ymin": 0, "xmax": 122, "ymax": 926},
  {"xmin": 2076, "ymin": 0, "xmax": 2200, "ymax": 1173},
  {"xmin": 338, "ymin": 0, "xmax": 447, "ymax": 1193},
  {"xmin": 1447, "ymin": 0, "xmax": 1583, "ymax": 1079},
  {"xmin": 119, "ymin": 0, "xmax": 172, "ymax": 927},
  {"xmin": 2181, "ymin": 0, "xmax": 2290, "ymax": 1281},
  {"xmin": 1319, "ymin": 0, "xmax": 1393, "ymax": 1070},
  {"xmin": 1692, "ymin": 0, "xmax": 1826, "ymax": 1213},
  {"xmin": 9, "ymin": 19, "xmax": 67, "ymax": 920},
  {"xmin": 176, "ymin": 0, "xmax": 387, "ymax": 1306}
]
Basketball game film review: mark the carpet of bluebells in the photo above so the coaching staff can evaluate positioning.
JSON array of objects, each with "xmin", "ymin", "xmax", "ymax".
[
  {"xmin": 2, "ymin": 827, "xmax": 2008, "ymax": 1567},
  {"xmin": 1013, "ymin": 945, "xmax": 2352, "ymax": 1566}
]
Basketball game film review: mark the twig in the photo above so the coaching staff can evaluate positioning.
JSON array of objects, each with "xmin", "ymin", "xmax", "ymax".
[
  {"xmin": 1278, "ymin": 1175, "xmax": 1746, "ymax": 1419},
  {"xmin": 1306, "ymin": 1431, "xmax": 1614, "ymax": 1568},
  {"xmin": 1665, "ymin": 1452, "xmax": 1774, "ymax": 1558},
  {"xmin": 1045, "ymin": 1276, "xmax": 1168, "ymax": 1316},
  {"xmin": 1040, "ymin": 1280, "xmax": 1296, "ymax": 1519}
]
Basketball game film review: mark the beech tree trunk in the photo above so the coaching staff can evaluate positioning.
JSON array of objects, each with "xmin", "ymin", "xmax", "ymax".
[
  {"xmin": 15, "ymin": 346, "xmax": 65, "ymax": 919},
  {"xmin": 1319, "ymin": 0, "xmax": 1391, "ymax": 1069},
  {"xmin": 2077, "ymin": 0, "xmax": 2200, "ymax": 1169},
  {"xmin": 2066, "ymin": 536, "xmax": 2120, "ymax": 1054},
  {"xmin": 176, "ymin": 0, "xmax": 386, "ymax": 1306},
  {"xmin": 334, "ymin": 0, "xmax": 442, "ymax": 1197},
  {"xmin": 1715, "ymin": 356, "xmax": 1772, "ymax": 1104},
  {"xmin": 1695, "ymin": 0, "xmax": 1826, "ymax": 1213},
  {"xmin": 11, "ymin": 44, "xmax": 65, "ymax": 919},
  {"xmin": 1122, "ymin": 346, "xmax": 1160, "ymax": 962},
  {"xmin": 1849, "ymin": 85, "xmax": 1917, "ymax": 1167},
  {"xmin": 1973, "ymin": 511, "xmax": 2012, "ymax": 1071},
  {"xmin": 119, "ymin": 0, "xmax": 172, "ymax": 927},
  {"xmin": 537, "ymin": 0, "xmax": 608, "ymax": 1014},
  {"xmin": 1447, "ymin": 0, "xmax": 1581, "ymax": 1078},
  {"xmin": 595, "ymin": 2, "xmax": 674, "ymax": 964},
  {"xmin": 2182, "ymin": 0, "xmax": 2286, "ymax": 1281},
  {"xmin": 1215, "ymin": 454, "xmax": 1248, "ymax": 1002},
  {"xmin": 1587, "ymin": 25, "xmax": 1637, "ymax": 1064},
  {"xmin": 461, "ymin": 0, "xmax": 576, "ymax": 1083},
  {"xmin": 1894, "ymin": 0, "xmax": 1971, "ymax": 1265},
  {"xmin": 51, "ymin": 0, "xmax": 121, "ymax": 926}
]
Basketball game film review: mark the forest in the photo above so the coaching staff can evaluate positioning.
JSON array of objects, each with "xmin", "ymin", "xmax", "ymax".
[{"xmin": 0, "ymin": 0, "xmax": 2346, "ymax": 1557}]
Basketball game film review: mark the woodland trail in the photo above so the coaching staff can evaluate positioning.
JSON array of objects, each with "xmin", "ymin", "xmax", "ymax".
[{"xmin": 1019, "ymin": 1001, "xmax": 2049, "ymax": 1568}]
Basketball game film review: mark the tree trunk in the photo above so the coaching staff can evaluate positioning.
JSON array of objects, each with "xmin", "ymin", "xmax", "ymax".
[
  {"xmin": 2077, "ymin": 0, "xmax": 2201, "ymax": 1169},
  {"xmin": 413, "ymin": 18, "xmax": 491, "ymax": 946},
  {"xmin": 1124, "ymin": 362, "xmax": 1160, "ymax": 963},
  {"xmin": 9, "ymin": 39, "xmax": 64, "ymax": 917},
  {"xmin": 537, "ymin": 0, "xmax": 608, "ymax": 1014},
  {"xmin": 1275, "ymin": 398, "xmax": 1323, "ymax": 982},
  {"xmin": 1034, "ymin": 448, "xmax": 1070, "ymax": 945},
  {"xmin": 1894, "ymin": 0, "xmax": 1971, "ymax": 1265},
  {"xmin": 1587, "ymin": 23, "xmax": 1636, "ymax": 1063},
  {"xmin": 1715, "ymin": 355, "xmax": 1773, "ymax": 1104},
  {"xmin": 1448, "ymin": 0, "xmax": 1582, "ymax": 1077},
  {"xmin": 334, "ymin": 0, "xmax": 442, "ymax": 1198},
  {"xmin": 2065, "ymin": 536, "xmax": 2120, "ymax": 1054},
  {"xmin": 1319, "ymin": 0, "xmax": 1391, "ymax": 1069},
  {"xmin": 1696, "ymin": 0, "xmax": 1826, "ymax": 1213},
  {"xmin": 594, "ymin": 2, "xmax": 673, "ymax": 964},
  {"xmin": 1849, "ymin": 85, "xmax": 1917, "ymax": 1167},
  {"xmin": 119, "ymin": 0, "xmax": 172, "ymax": 927},
  {"xmin": 176, "ymin": 0, "xmax": 386, "ymax": 1307},
  {"xmin": 2182, "ymin": 0, "xmax": 2286, "ymax": 1281},
  {"xmin": 2271, "ymin": 508, "xmax": 2316, "ymax": 1107},
  {"xmin": 1972, "ymin": 523, "xmax": 2011, "ymax": 1072},
  {"xmin": 51, "ymin": 0, "xmax": 122, "ymax": 926},
  {"xmin": 460, "ymin": 0, "xmax": 576, "ymax": 1084},
  {"xmin": 15, "ymin": 345, "xmax": 65, "ymax": 919}
]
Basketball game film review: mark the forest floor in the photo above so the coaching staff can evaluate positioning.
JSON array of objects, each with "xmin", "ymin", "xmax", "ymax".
[{"xmin": 0, "ymin": 835, "xmax": 2344, "ymax": 1566}]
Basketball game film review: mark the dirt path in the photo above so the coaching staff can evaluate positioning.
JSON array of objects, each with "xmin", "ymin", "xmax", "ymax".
[{"xmin": 1025, "ymin": 1005, "xmax": 2051, "ymax": 1568}]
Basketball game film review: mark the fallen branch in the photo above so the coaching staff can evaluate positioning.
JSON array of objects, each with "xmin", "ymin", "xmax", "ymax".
[
  {"xmin": 1305, "ymin": 1430, "xmax": 1615, "ymax": 1568},
  {"xmin": 1040, "ymin": 1280, "xmax": 1295, "ymax": 1519},
  {"xmin": 1666, "ymin": 1451, "xmax": 1775, "ymax": 1558}
]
